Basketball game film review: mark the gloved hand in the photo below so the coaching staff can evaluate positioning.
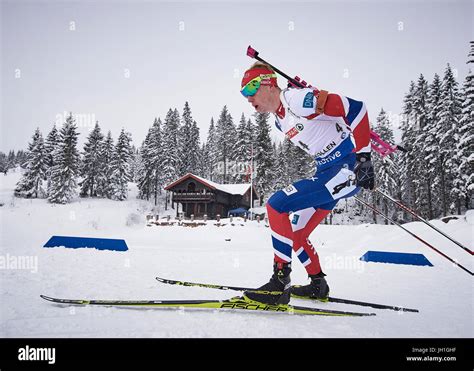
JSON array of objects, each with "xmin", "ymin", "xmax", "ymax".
[{"xmin": 354, "ymin": 153, "xmax": 375, "ymax": 190}]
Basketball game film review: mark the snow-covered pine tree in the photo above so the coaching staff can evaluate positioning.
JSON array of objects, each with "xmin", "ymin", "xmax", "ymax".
[
  {"xmin": 270, "ymin": 141, "xmax": 278, "ymax": 189},
  {"xmin": 457, "ymin": 42, "xmax": 474, "ymax": 210},
  {"xmin": 110, "ymin": 129, "xmax": 133, "ymax": 201},
  {"xmin": 178, "ymin": 102, "xmax": 192, "ymax": 176},
  {"xmin": 247, "ymin": 118, "xmax": 257, "ymax": 149},
  {"xmin": 372, "ymin": 109, "xmax": 398, "ymax": 223},
  {"xmin": 137, "ymin": 118, "xmax": 163, "ymax": 204},
  {"xmin": 0, "ymin": 152, "xmax": 7, "ymax": 173},
  {"xmin": 149, "ymin": 118, "xmax": 165, "ymax": 205},
  {"xmin": 206, "ymin": 118, "xmax": 218, "ymax": 181},
  {"xmin": 412, "ymin": 74, "xmax": 431, "ymax": 218},
  {"xmin": 254, "ymin": 112, "xmax": 275, "ymax": 205},
  {"xmin": 129, "ymin": 145, "xmax": 140, "ymax": 183},
  {"xmin": 272, "ymin": 141, "xmax": 289, "ymax": 191},
  {"xmin": 136, "ymin": 132, "xmax": 153, "ymax": 201},
  {"xmin": 247, "ymin": 117, "xmax": 258, "ymax": 184},
  {"xmin": 215, "ymin": 106, "xmax": 237, "ymax": 183},
  {"xmin": 234, "ymin": 113, "xmax": 247, "ymax": 164},
  {"xmin": 178, "ymin": 102, "xmax": 200, "ymax": 176},
  {"xmin": 4, "ymin": 150, "xmax": 11, "ymax": 171},
  {"xmin": 172, "ymin": 108, "xmax": 183, "ymax": 178},
  {"xmin": 48, "ymin": 114, "xmax": 80, "ymax": 204},
  {"xmin": 98, "ymin": 131, "xmax": 116, "ymax": 199},
  {"xmin": 7, "ymin": 150, "xmax": 16, "ymax": 169},
  {"xmin": 426, "ymin": 73, "xmax": 444, "ymax": 218},
  {"xmin": 197, "ymin": 142, "xmax": 208, "ymax": 178},
  {"xmin": 45, "ymin": 124, "xmax": 59, "ymax": 168},
  {"xmin": 161, "ymin": 109, "xmax": 181, "ymax": 209},
  {"xmin": 79, "ymin": 121, "xmax": 104, "ymax": 197},
  {"xmin": 438, "ymin": 64, "xmax": 463, "ymax": 214},
  {"xmin": 189, "ymin": 120, "xmax": 201, "ymax": 173},
  {"xmin": 15, "ymin": 128, "xmax": 47, "ymax": 198},
  {"xmin": 44, "ymin": 124, "xmax": 60, "ymax": 196},
  {"xmin": 399, "ymin": 81, "xmax": 418, "ymax": 220},
  {"xmin": 161, "ymin": 109, "xmax": 180, "ymax": 186},
  {"xmin": 234, "ymin": 113, "xmax": 255, "ymax": 183},
  {"xmin": 15, "ymin": 150, "xmax": 27, "ymax": 169}
]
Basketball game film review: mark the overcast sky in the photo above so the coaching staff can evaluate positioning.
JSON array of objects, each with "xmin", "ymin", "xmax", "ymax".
[{"xmin": 1, "ymin": 0, "xmax": 472, "ymax": 152}]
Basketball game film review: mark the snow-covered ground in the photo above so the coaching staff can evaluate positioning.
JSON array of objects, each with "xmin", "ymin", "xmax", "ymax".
[{"xmin": 0, "ymin": 169, "xmax": 472, "ymax": 338}]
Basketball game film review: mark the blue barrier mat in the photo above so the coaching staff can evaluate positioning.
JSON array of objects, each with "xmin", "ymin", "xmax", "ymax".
[
  {"xmin": 44, "ymin": 236, "xmax": 128, "ymax": 251},
  {"xmin": 360, "ymin": 250, "xmax": 433, "ymax": 266}
]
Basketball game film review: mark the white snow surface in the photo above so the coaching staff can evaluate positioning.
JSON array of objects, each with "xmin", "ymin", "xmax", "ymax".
[{"xmin": 0, "ymin": 170, "xmax": 472, "ymax": 338}]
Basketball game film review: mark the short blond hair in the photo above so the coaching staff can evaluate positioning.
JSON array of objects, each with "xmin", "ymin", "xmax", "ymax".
[{"xmin": 248, "ymin": 62, "xmax": 274, "ymax": 71}]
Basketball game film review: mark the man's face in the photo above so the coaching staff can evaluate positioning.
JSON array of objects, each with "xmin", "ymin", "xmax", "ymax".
[{"xmin": 247, "ymin": 85, "xmax": 275, "ymax": 113}]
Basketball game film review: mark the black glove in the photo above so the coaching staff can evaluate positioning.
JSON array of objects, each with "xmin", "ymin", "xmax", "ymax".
[{"xmin": 354, "ymin": 153, "xmax": 375, "ymax": 190}]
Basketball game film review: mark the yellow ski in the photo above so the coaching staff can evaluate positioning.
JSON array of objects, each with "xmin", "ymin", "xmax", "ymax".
[{"xmin": 40, "ymin": 295, "xmax": 375, "ymax": 317}]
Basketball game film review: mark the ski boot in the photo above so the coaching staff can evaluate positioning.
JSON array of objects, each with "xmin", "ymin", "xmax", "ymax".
[
  {"xmin": 243, "ymin": 262, "xmax": 291, "ymax": 305},
  {"xmin": 291, "ymin": 271, "xmax": 330, "ymax": 300}
]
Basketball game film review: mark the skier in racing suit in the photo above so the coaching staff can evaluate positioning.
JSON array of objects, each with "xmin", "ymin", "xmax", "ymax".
[{"xmin": 240, "ymin": 62, "xmax": 375, "ymax": 305}]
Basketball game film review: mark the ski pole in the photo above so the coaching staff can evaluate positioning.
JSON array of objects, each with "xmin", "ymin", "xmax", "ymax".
[
  {"xmin": 247, "ymin": 45, "xmax": 305, "ymax": 88},
  {"xmin": 375, "ymin": 189, "xmax": 473, "ymax": 255},
  {"xmin": 354, "ymin": 196, "xmax": 473, "ymax": 276}
]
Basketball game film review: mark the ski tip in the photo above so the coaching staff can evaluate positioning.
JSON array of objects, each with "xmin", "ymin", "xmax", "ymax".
[
  {"xmin": 399, "ymin": 308, "xmax": 419, "ymax": 313},
  {"xmin": 40, "ymin": 295, "xmax": 54, "ymax": 302}
]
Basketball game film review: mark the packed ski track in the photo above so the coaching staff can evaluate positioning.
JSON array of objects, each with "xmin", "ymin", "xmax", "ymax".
[{"xmin": 1, "ymin": 170, "xmax": 472, "ymax": 338}]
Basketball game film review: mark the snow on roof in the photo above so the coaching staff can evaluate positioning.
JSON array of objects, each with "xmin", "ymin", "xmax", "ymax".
[{"xmin": 190, "ymin": 174, "xmax": 252, "ymax": 196}]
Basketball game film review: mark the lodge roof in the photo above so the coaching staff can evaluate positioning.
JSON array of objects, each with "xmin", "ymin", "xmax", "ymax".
[{"xmin": 164, "ymin": 173, "xmax": 258, "ymax": 197}]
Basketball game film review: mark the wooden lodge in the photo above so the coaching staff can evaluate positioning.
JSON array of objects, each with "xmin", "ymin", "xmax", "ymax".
[{"xmin": 164, "ymin": 173, "xmax": 258, "ymax": 219}]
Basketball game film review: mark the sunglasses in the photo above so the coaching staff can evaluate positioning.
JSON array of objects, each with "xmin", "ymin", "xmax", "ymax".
[{"xmin": 240, "ymin": 74, "xmax": 277, "ymax": 97}]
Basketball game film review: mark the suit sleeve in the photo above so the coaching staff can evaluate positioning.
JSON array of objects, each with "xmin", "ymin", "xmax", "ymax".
[{"xmin": 323, "ymin": 93, "xmax": 371, "ymax": 153}]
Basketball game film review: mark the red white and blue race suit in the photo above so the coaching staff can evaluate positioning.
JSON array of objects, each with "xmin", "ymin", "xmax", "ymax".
[{"xmin": 267, "ymin": 87, "xmax": 371, "ymax": 275}]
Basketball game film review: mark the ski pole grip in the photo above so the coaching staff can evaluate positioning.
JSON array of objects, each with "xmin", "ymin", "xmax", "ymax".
[{"xmin": 247, "ymin": 45, "xmax": 258, "ymax": 58}]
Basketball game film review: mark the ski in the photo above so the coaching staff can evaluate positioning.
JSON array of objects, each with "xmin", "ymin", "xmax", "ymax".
[
  {"xmin": 155, "ymin": 276, "xmax": 419, "ymax": 313},
  {"xmin": 40, "ymin": 295, "xmax": 374, "ymax": 317}
]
